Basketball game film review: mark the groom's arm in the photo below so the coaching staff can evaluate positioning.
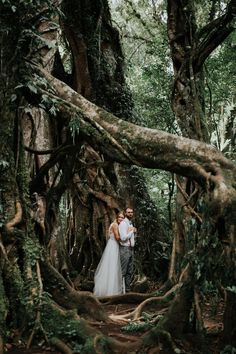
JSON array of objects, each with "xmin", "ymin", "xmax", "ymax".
[{"xmin": 119, "ymin": 222, "xmax": 132, "ymax": 241}]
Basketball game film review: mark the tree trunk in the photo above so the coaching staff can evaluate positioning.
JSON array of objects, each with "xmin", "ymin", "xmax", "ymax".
[
  {"xmin": 57, "ymin": 0, "xmax": 166, "ymax": 282},
  {"xmin": 166, "ymin": 0, "xmax": 236, "ymax": 338},
  {"xmin": 222, "ymin": 289, "xmax": 236, "ymax": 346}
]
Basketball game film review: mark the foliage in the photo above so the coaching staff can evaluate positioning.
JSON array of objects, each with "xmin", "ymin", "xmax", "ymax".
[
  {"xmin": 3, "ymin": 263, "xmax": 25, "ymax": 328},
  {"xmin": 226, "ymin": 286, "xmax": 236, "ymax": 294},
  {"xmin": 121, "ymin": 320, "xmax": 154, "ymax": 332},
  {"xmin": 110, "ymin": 0, "xmax": 174, "ymax": 131},
  {"xmin": 220, "ymin": 345, "xmax": 236, "ymax": 354},
  {"xmin": 205, "ymin": 33, "xmax": 236, "ymax": 159},
  {"xmin": 109, "ymin": 1, "xmax": 177, "ymax": 254},
  {"xmin": 0, "ymin": 161, "xmax": 9, "ymax": 170},
  {"xmin": 142, "ymin": 169, "xmax": 175, "ymax": 224},
  {"xmin": 0, "ymin": 0, "xmax": 59, "ymax": 16},
  {"xmin": 121, "ymin": 312, "xmax": 156, "ymax": 333},
  {"xmin": 69, "ymin": 115, "xmax": 81, "ymax": 143}
]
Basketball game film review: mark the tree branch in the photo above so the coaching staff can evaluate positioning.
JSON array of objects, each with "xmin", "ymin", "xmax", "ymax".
[
  {"xmin": 29, "ymin": 144, "xmax": 77, "ymax": 192},
  {"xmin": 32, "ymin": 64, "xmax": 235, "ymax": 189},
  {"xmin": 195, "ymin": 0, "xmax": 236, "ymax": 68},
  {"xmin": 24, "ymin": 145, "xmax": 57, "ymax": 155}
]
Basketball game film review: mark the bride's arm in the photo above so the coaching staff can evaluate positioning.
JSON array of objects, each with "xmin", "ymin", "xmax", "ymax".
[{"xmin": 112, "ymin": 223, "xmax": 120, "ymax": 241}]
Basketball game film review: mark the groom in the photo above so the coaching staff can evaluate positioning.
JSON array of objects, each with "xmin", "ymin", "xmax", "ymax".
[{"xmin": 118, "ymin": 207, "xmax": 137, "ymax": 293}]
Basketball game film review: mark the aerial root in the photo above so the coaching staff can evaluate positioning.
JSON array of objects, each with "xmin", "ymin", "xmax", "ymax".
[
  {"xmin": 27, "ymin": 261, "xmax": 49, "ymax": 349},
  {"xmin": 26, "ymin": 312, "xmax": 49, "ymax": 349},
  {"xmin": 5, "ymin": 201, "xmax": 23, "ymax": 233}
]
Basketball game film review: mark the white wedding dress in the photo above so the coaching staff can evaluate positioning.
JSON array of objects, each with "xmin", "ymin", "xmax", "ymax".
[{"xmin": 93, "ymin": 223, "xmax": 123, "ymax": 296}]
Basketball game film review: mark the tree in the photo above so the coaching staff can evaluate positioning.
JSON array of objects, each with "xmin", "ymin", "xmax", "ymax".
[
  {"xmin": 0, "ymin": 0, "xmax": 235, "ymax": 353},
  {"xmin": 165, "ymin": 0, "xmax": 236, "ymax": 341},
  {"xmin": 112, "ymin": 0, "xmax": 236, "ymax": 344}
]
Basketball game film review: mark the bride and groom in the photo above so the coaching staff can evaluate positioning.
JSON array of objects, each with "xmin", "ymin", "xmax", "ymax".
[{"xmin": 93, "ymin": 207, "xmax": 137, "ymax": 296}]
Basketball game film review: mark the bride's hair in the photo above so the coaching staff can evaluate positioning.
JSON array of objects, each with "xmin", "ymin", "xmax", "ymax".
[{"xmin": 114, "ymin": 211, "xmax": 124, "ymax": 223}]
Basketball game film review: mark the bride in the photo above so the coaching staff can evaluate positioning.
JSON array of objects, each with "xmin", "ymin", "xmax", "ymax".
[{"xmin": 93, "ymin": 212, "xmax": 125, "ymax": 296}]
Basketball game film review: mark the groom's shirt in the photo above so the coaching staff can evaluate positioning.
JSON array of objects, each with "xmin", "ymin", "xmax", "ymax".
[{"xmin": 119, "ymin": 217, "xmax": 135, "ymax": 247}]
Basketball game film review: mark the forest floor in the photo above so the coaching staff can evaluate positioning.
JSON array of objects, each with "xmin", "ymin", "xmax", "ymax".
[
  {"xmin": 99, "ymin": 299, "xmax": 225, "ymax": 354},
  {"xmin": 6, "ymin": 294, "xmax": 225, "ymax": 354}
]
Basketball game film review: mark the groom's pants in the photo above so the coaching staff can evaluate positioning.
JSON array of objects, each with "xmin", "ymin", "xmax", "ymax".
[{"xmin": 119, "ymin": 246, "xmax": 134, "ymax": 292}]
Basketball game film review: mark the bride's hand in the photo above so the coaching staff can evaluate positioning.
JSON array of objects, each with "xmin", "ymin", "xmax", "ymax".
[{"xmin": 128, "ymin": 226, "xmax": 136, "ymax": 233}]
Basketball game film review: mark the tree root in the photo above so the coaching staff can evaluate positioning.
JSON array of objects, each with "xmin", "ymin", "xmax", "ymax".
[
  {"xmin": 108, "ymin": 314, "xmax": 130, "ymax": 324},
  {"xmin": 114, "ymin": 306, "xmax": 136, "ymax": 314},
  {"xmin": 93, "ymin": 334, "xmax": 142, "ymax": 354},
  {"xmin": 143, "ymin": 328, "xmax": 180, "ymax": 354},
  {"xmin": 40, "ymin": 260, "xmax": 108, "ymax": 321},
  {"xmin": 50, "ymin": 337, "xmax": 73, "ymax": 354},
  {"xmin": 0, "ymin": 234, "xmax": 8, "ymax": 261},
  {"xmin": 92, "ymin": 324, "xmax": 180, "ymax": 354},
  {"xmin": 98, "ymin": 291, "xmax": 151, "ymax": 304},
  {"xmin": 37, "ymin": 287, "xmax": 176, "ymax": 354},
  {"xmin": 107, "ymin": 332, "xmax": 139, "ymax": 342},
  {"xmin": 27, "ymin": 316, "xmax": 49, "ymax": 350},
  {"xmin": 110, "ymin": 284, "xmax": 179, "ymax": 322},
  {"xmin": 5, "ymin": 201, "xmax": 22, "ymax": 234},
  {"xmin": 27, "ymin": 262, "xmax": 49, "ymax": 349},
  {"xmin": 39, "ymin": 297, "xmax": 182, "ymax": 354}
]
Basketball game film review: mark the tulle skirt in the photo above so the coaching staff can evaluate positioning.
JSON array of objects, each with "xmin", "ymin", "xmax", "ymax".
[{"xmin": 94, "ymin": 238, "xmax": 123, "ymax": 296}]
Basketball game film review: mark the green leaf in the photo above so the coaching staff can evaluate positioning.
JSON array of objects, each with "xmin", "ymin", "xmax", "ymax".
[
  {"xmin": 226, "ymin": 286, "xmax": 236, "ymax": 294},
  {"xmin": 27, "ymin": 83, "xmax": 37, "ymax": 94}
]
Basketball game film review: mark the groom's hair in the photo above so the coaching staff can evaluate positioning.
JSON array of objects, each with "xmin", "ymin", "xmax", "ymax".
[{"xmin": 125, "ymin": 207, "xmax": 133, "ymax": 212}]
